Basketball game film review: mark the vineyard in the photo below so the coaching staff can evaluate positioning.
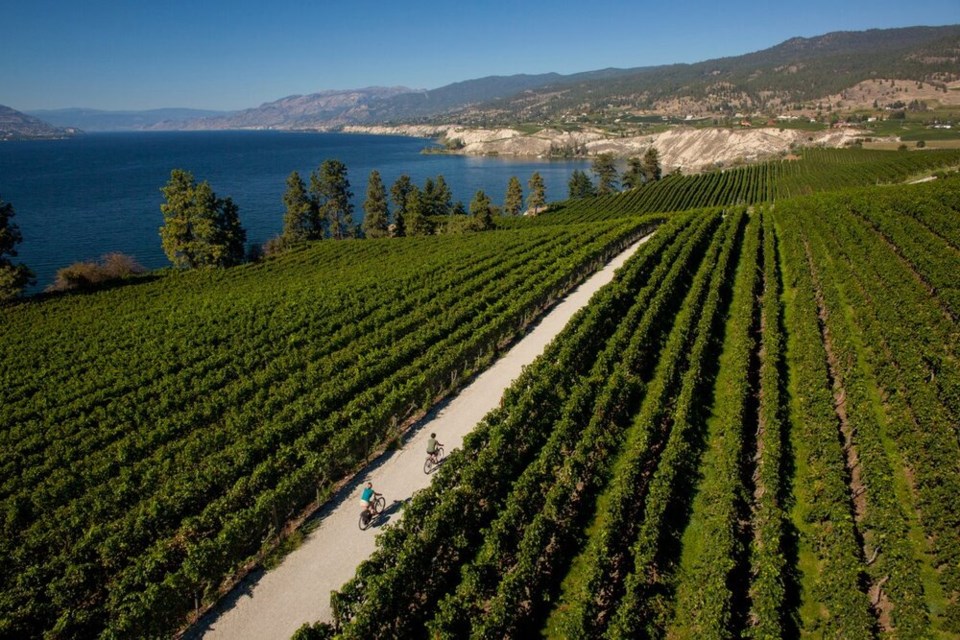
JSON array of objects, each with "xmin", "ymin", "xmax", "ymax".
[
  {"xmin": 0, "ymin": 219, "xmax": 661, "ymax": 638},
  {"xmin": 1, "ymin": 148, "xmax": 959, "ymax": 640},
  {"xmin": 519, "ymin": 147, "xmax": 960, "ymax": 223},
  {"xmin": 325, "ymin": 178, "xmax": 960, "ymax": 639}
]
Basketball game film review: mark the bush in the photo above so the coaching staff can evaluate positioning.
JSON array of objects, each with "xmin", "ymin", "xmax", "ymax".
[{"xmin": 48, "ymin": 253, "xmax": 145, "ymax": 292}]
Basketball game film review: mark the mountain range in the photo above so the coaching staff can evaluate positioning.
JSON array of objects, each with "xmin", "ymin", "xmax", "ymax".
[{"xmin": 7, "ymin": 24, "xmax": 960, "ymax": 138}]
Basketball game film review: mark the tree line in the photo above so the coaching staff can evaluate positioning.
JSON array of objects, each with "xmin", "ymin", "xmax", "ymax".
[
  {"xmin": 158, "ymin": 161, "xmax": 549, "ymax": 268},
  {"xmin": 0, "ymin": 164, "xmax": 549, "ymax": 301},
  {"xmin": 568, "ymin": 147, "xmax": 663, "ymax": 199}
]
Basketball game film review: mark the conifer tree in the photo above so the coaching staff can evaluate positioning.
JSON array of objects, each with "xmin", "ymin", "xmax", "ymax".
[
  {"xmin": 568, "ymin": 170, "xmax": 596, "ymax": 199},
  {"xmin": 433, "ymin": 175, "xmax": 453, "ymax": 216},
  {"xmin": 591, "ymin": 152, "xmax": 619, "ymax": 194},
  {"xmin": 0, "ymin": 196, "xmax": 34, "ymax": 301},
  {"xmin": 390, "ymin": 175, "xmax": 414, "ymax": 237},
  {"xmin": 504, "ymin": 176, "xmax": 523, "ymax": 215},
  {"xmin": 642, "ymin": 146, "xmax": 662, "ymax": 183},
  {"xmin": 159, "ymin": 169, "xmax": 247, "ymax": 268},
  {"xmin": 362, "ymin": 170, "xmax": 390, "ymax": 238},
  {"xmin": 527, "ymin": 172, "xmax": 546, "ymax": 214},
  {"xmin": 622, "ymin": 156, "xmax": 645, "ymax": 190},
  {"xmin": 310, "ymin": 159, "xmax": 354, "ymax": 240},
  {"xmin": 405, "ymin": 188, "xmax": 433, "ymax": 236},
  {"xmin": 282, "ymin": 170, "xmax": 319, "ymax": 242},
  {"xmin": 470, "ymin": 190, "xmax": 494, "ymax": 230}
]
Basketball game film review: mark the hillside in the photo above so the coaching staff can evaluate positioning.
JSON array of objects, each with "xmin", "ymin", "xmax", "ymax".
[
  {"xmin": 0, "ymin": 105, "xmax": 78, "ymax": 140},
  {"xmin": 451, "ymin": 24, "xmax": 960, "ymax": 124},
  {"xmin": 152, "ymin": 25, "xmax": 960, "ymax": 134}
]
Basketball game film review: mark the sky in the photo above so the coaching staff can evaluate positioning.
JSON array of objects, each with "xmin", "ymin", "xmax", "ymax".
[{"xmin": 2, "ymin": 0, "xmax": 959, "ymax": 112}]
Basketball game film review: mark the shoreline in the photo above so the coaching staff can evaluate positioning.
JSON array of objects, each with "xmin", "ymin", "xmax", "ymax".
[{"xmin": 342, "ymin": 122, "xmax": 882, "ymax": 173}]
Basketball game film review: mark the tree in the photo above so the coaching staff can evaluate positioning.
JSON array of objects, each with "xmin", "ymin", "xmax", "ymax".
[
  {"xmin": 421, "ymin": 175, "xmax": 453, "ymax": 217},
  {"xmin": 310, "ymin": 159, "xmax": 354, "ymax": 240},
  {"xmin": 527, "ymin": 172, "xmax": 546, "ymax": 214},
  {"xmin": 390, "ymin": 175, "xmax": 415, "ymax": 237},
  {"xmin": 282, "ymin": 171, "xmax": 319, "ymax": 242},
  {"xmin": 433, "ymin": 176, "xmax": 453, "ymax": 217},
  {"xmin": 621, "ymin": 156, "xmax": 645, "ymax": 190},
  {"xmin": 568, "ymin": 170, "xmax": 596, "ymax": 199},
  {"xmin": 504, "ymin": 176, "xmax": 524, "ymax": 215},
  {"xmin": 591, "ymin": 153, "xmax": 619, "ymax": 194},
  {"xmin": 452, "ymin": 200, "xmax": 467, "ymax": 216},
  {"xmin": 470, "ymin": 190, "xmax": 494, "ymax": 230},
  {"xmin": 0, "ymin": 196, "xmax": 34, "ymax": 301},
  {"xmin": 362, "ymin": 170, "xmax": 390, "ymax": 238},
  {"xmin": 159, "ymin": 169, "xmax": 247, "ymax": 269},
  {"xmin": 642, "ymin": 147, "xmax": 662, "ymax": 183},
  {"xmin": 405, "ymin": 187, "xmax": 433, "ymax": 236}
]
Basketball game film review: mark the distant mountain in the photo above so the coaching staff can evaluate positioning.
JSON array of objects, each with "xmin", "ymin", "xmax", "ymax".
[
  {"xmin": 27, "ymin": 108, "xmax": 229, "ymax": 132},
  {"xmin": 143, "ymin": 24, "xmax": 960, "ymax": 132},
  {"xmin": 150, "ymin": 87, "xmax": 414, "ymax": 130},
  {"xmin": 0, "ymin": 105, "xmax": 78, "ymax": 140}
]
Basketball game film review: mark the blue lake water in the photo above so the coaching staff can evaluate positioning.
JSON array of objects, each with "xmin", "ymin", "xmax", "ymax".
[{"xmin": 0, "ymin": 131, "xmax": 590, "ymax": 290}]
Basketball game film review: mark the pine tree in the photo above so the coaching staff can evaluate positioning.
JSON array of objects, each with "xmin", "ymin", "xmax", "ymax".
[
  {"xmin": 642, "ymin": 146, "xmax": 662, "ymax": 183},
  {"xmin": 282, "ymin": 170, "xmax": 319, "ymax": 242},
  {"xmin": 622, "ymin": 156, "xmax": 645, "ymax": 190},
  {"xmin": 159, "ymin": 169, "xmax": 247, "ymax": 268},
  {"xmin": 527, "ymin": 172, "xmax": 546, "ymax": 214},
  {"xmin": 591, "ymin": 153, "xmax": 619, "ymax": 194},
  {"xmin": 470, "ymin": 190, "xmax": 493, "ymax": 230},
  {"xmin": 362, "ymin": 170, "xmax": 390, "ymax": 238},
  {"xmin": 0, "ymin": 196, "xmax": 34, "ymax": 301},
  {"xmin": 568, "ymin": 170, "xmax": 596, "ymax": 199},
  {"xmin": 405, "ymin": 187, "xmax": 433, "ymax": 236},
  {"xmin": 390, "ymin": 175, "xmax": 414, "ymax": 237},
  {"xmin": 433, "ymin": 175, "xmax": 453, "ymax": 216},
  {"xmin": 310, "ymin": 159, "xmax": 354, "ymax": 240},
  {"xmin": 504, "ymin": 176, "xmax": 523, "ymax": 215}
]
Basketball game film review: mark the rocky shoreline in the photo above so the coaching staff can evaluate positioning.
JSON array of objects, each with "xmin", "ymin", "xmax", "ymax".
[{"xmin": 342, "ymin": 123, "xmax": 882, "ymax": 174}]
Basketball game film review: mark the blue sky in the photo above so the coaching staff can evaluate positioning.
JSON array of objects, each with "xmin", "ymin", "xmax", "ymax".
[{"xmin": 3, "ymin": 0, "xmax": 958, "ymax": 112}]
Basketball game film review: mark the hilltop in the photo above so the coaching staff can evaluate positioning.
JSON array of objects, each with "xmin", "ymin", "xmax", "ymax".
[{"xmin": 0, "ymin": 105, "xmax": 78, "ymax": 140}]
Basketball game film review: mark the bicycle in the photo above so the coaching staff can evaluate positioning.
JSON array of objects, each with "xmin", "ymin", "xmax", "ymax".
[
  {"xmin": 423, "ymin": 445, "xmax": 445, "ymax": 474},
  {"xmin": 359, "ymin": 493, "xmax": 386, "ymax": 530}
]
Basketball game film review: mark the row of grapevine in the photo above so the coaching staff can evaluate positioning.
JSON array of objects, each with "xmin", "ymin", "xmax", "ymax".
[
  {"xmin": 775, "ymin": 180, "xmax": 960, "ymax": 634},
  {"xmin": 0, "ymin": 219, "xmax": 661, "ymax": 638},
  {"xmin": 776, "ymin": 205, "xmax": 876, "ymax": 637},
  {"xmin": 662, "ymin": 208, "xmax": 762, "ymax": 638},
  {"xmin": 520, "ymin": 148, "xmax": 960, "ymax": 225},
  {"xmin": 601, "ymin": 209, "xmax": 745, "ymax": 638}
]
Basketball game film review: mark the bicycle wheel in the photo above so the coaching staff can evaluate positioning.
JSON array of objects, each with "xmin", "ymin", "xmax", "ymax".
[
  {"xmin": 423, "ymin": 457, "xmax": 434, "ymax": 474},
  {"xmin": 359, "ymin": 510, "xmax": 371, "ymax": 531},
  {"xmin": 373, "ymin": 495, "xmax": 386, "ymax": 514}
]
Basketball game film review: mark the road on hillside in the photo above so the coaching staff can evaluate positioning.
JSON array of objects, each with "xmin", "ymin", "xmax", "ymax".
[{"xmin": 189, "ymin": 234, "xmax": 653, "ymax": 640}]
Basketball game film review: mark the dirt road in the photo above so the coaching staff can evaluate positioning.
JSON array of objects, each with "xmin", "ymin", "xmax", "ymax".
[{"xmin": 190, "ymin": 234, "xmax": 652, "ymax": 639}]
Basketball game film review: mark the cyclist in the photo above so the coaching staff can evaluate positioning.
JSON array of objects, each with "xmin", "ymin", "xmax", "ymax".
[
  {"xmin": 426, "ymin": 433, "xmax": 444, "ymax": 464},
  {"xmin": 360, "ymin": 482, "xmax": 381, "ymax": 516}
]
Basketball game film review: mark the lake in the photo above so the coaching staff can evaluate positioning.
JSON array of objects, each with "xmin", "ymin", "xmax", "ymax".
[{"xmin": 0, "ymin": 131, "xmax": 590, "ymax": 290}]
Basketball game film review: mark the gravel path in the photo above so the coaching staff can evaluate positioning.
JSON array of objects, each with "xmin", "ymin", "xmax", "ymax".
[{"xmin": 190, "ymin": 235, "xmax": 651, "ymax": 640}]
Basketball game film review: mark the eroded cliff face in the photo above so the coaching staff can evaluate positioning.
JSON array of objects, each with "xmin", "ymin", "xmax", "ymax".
[{"xmin": 343, "ymin": 123, "xmax": 873, "ymax": 173}]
